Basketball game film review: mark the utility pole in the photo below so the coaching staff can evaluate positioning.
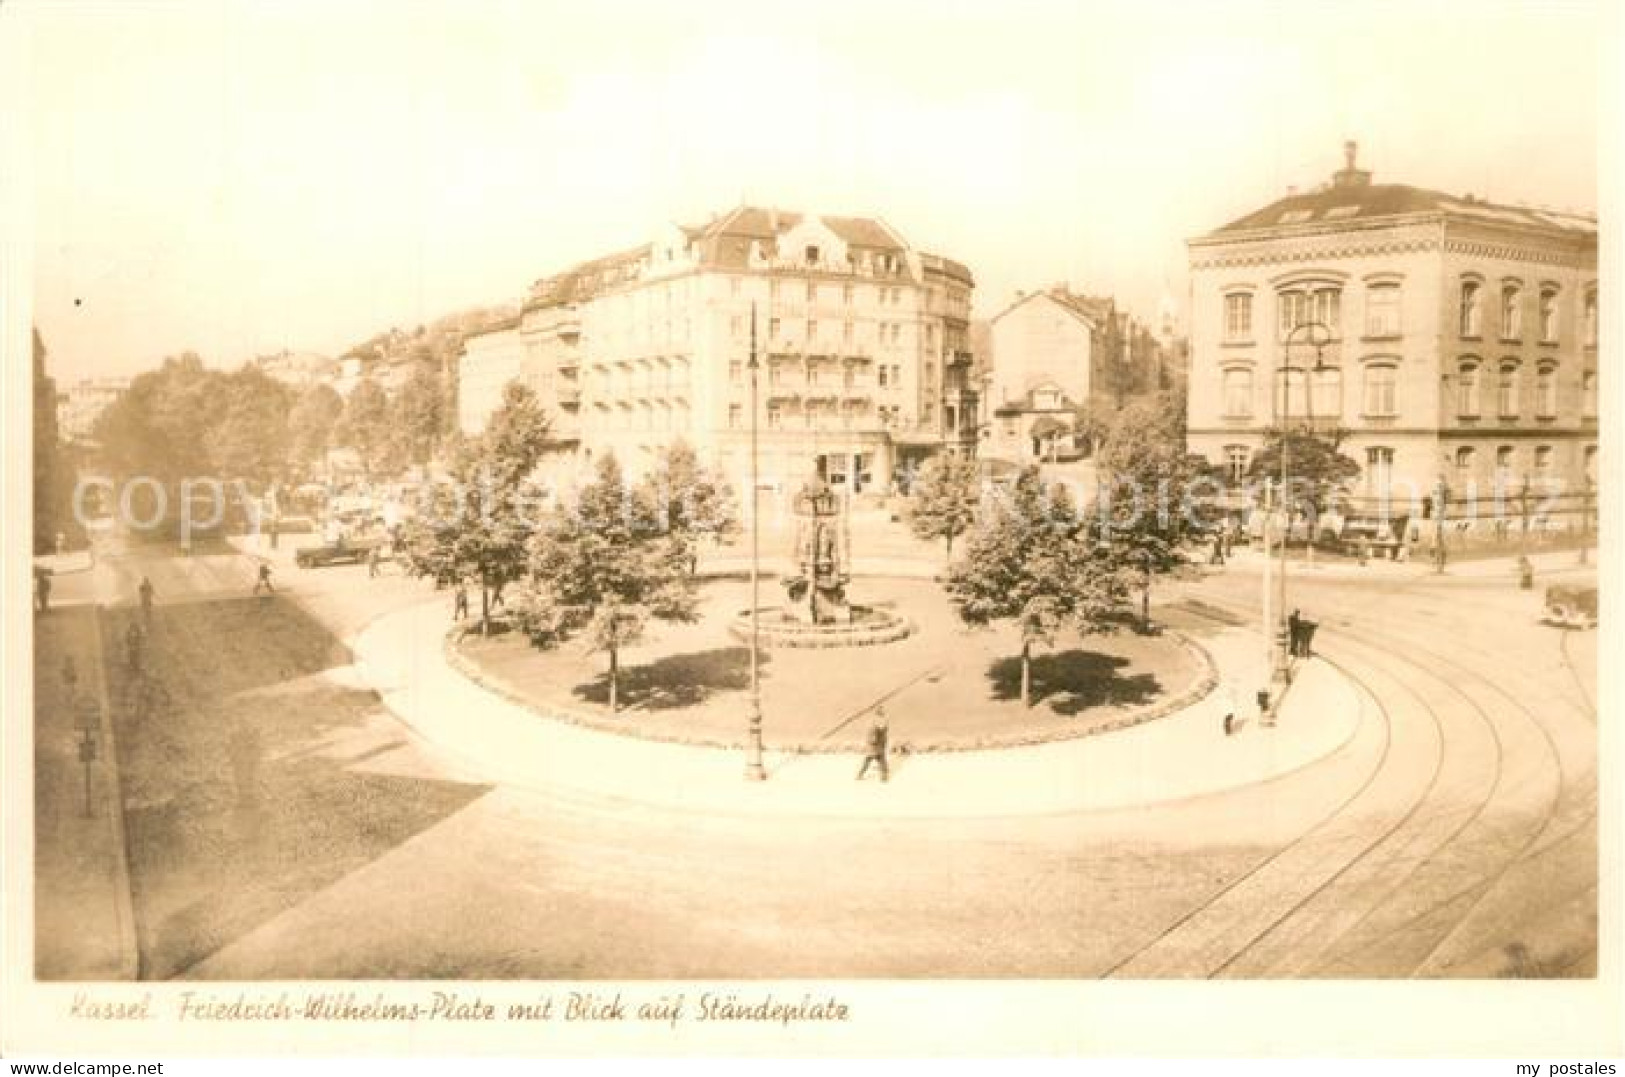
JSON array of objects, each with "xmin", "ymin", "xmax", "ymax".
[
  {"xmin": 1433, "ymin": 475, "xmax": 1448, "ymax": 574},
  {"xmin": 744, "ymin": 302, "xmax": 766, "ymax": 782}
]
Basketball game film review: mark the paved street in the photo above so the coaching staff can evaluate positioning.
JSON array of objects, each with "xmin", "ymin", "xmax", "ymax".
[{"xmin": 44, "ymin": 536, "xmax": 1596, "ymax": 980}]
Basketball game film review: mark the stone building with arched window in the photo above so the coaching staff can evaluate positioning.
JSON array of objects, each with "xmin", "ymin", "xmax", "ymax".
[{"xmin": 1186, "ymin": 142, "xmax": 1597, "ymax": 534}]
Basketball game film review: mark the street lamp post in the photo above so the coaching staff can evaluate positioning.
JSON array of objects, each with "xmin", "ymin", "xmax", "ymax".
[
  {"xmin": 1271, "ymin": 320, "xmax": 1333, "ymax": 685},
  {"xmin": 744, "ymin": 303, "xmax": 767, "ymax": 782}
]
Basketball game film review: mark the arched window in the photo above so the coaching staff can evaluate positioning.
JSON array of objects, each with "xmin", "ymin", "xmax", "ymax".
[
  {"xmin": 1501, "ymin": 283, "xmax": 1523, "ymax": 341},
  {"xmin": 1585, "ymin": 288, "xmax": 1598, "ymax": 347},
  {"xmin": 1222, "ymin": 367, "xmax": 1253, "ymax": 418},
  {"xmin": 1534, "ymin": 445, "xmax": 1555, "ymax": 486},
  {"xmin": 1277, "ymin": 285, "xmax": 1341, "ymax": 339},
  {"xmin": 1535, "ymin": 362, "xmax": 1558, "ymax": 418},
  {"xmin": 1585, "ymin": 445, "xmax": 1598, "ymax": 485},
  {"xmin": 1495, "ymin": 445, "xmax": 1517, "ymax": 489},
  {"xmin": 1362, "ymin": 362, "xmax": 1398, "ymax": 417},
  {"xmin": 1583, "ymin": 370, "xmax": 1598, "ymax": 418},
  {"xmin": 1539, "ymin": 287, "xmax": 1559, "ymax": 342},
  {"xmin": 1460, "ymin": 280, "xmax": 1483, "ymax": 337},
  {"xmin": 1457, "ymin": 360, "xmax": 1482, "ymax": 418},
  {"xmin": 1454, "ymin": 446, "xmax": 1477, "ymax": 480},
  {"xmin": 1497, "ymin": 361, "xmax": 1520, "ymax": 418}
]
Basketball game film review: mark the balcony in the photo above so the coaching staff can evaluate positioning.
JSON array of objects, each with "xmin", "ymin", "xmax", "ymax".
[{"xmin": 947, "ymin": 349, "xmax": 974, "ymax": 366}]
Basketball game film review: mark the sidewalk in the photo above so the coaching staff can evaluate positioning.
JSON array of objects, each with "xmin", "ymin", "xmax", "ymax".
[
  {"xmin": 30, "ymin": 598, "xmax": 139, "ymax": 980},
  {"xmin": 351, "ymin": 597, "xmax": 1363, "ymax": 820},
  {"xmin": 1218, "ymin": 544, "xmax": 1595, "ymax": 583}
]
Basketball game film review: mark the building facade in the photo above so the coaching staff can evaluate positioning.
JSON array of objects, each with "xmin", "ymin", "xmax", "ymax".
[
  {"xmin": 457, "ymin": 318, "xmax": 524, "ymax": 436},
  {"xmin": 1187, "ymin": 144, "xmax": 1598, "ymax": 531},
  {"xmin": 505, "ymin": 206, "xmax": 976, "ymax": 496},
  {"xmin": 984, "ymin": 287, "xmax": 1164, "ymax": 464},
  {"xmin": 56, "ymin": 375, "xmax": 131, "ymax": 442}
]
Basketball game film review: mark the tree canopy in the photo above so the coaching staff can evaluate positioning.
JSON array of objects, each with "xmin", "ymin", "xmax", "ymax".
[{"xmin": 906, "ymin": 453, "xmax": 981, "ymax": 564}]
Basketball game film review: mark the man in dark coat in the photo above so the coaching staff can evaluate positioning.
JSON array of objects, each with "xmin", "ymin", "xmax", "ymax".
[
  {"xmin": 856, "ymin": 709, "xmax": 890, "ymax": 782},
  {"xmin": 1287, "ymin": 608, "xmax": 1304, "ymax": 657}
]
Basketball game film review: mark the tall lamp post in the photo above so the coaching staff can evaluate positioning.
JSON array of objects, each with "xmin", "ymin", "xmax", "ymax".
[
  {"xmin": 1270, "ymin": 320, "xmax": 1333, "ymax": 684},
  {"xmin": 744, "ymin": 303, "xmax": 767, "ymax": 781}
]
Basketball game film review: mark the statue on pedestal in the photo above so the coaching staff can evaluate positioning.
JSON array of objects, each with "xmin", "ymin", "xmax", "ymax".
[{"xmin": 784, "ymin": 474, "xmax": 851, "ymax": 625}]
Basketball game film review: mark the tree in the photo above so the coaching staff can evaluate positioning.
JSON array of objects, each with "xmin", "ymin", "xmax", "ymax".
[
  {"xmin": 389, "ymin": 364, "xmax": 449, "ymax": 469},
  {"xmin": 338, "ymin": 378, "xmax": 394, "ymax": 478},
  {"xmin": 397, "ymin": 382, "xmax": 553, "ymax": 634},
  {"xmin": 1092, "ymin": 391, "xmax": 1220, "ymax": 630},
  {"xmin": 945, "ymin": 467, "xmax": 1128, "ymax": 708},
  {"xmin": 641, "ymin": 439, "xmax": 739, "ymax": 572},
  {"xmin": 906, "ymin": 453, "xmax": 980, "ymax": 564},
  {"xmin": 1246, "ymin": 425, "xmax": 1363, "ymax": 530},
  {"xmin": 479, "ymin": 381, "xmax": 552, "ymax": 486},
  {"xmin": 205, "ymin": 366, "xmax": 294, "ymax": 492},
  {"xmin": 513, "ymin": 454, "xmax": 698, "ymax": 713},
  {"xmin": 288, "ymin": 383, "xmax": 345, "ymax": 473}
]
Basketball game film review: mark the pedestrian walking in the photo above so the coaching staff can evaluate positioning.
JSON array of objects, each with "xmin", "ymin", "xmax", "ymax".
[
  {"xmin": 368, "ymin": 544, "xmax": 382, "ymax": 578},
  {"xmin": 1287, "ymin": 608, "xmax": 1304, "ymax": 658},
  {"xmin": 252, "ymin": 562, "xmax": 275, "ymax": 596},
  {"xmin": 453, "ymin": 585, "xmax": 470, "ymax": 622},
  {"xmin": 1517, "ymin": 554, "xmax": 1535, "ymax": 591},
  {"xmin": 125, "ymin": 621, "xmax": 144, "ymax": 673},
  {"xmin": 856, "ymin": 709, "xmax": 890, "ymax": 782},
  {"xmin": 34, "ymin": 568, "xmax": 51, "ymax": 614},
  {"xmin": 1209, "ymin": 532, "xmax": 1225, "ymax": 566},
  {"xmin": 138, "ymin": 576, "xmax": 155, "ymax": 623}
]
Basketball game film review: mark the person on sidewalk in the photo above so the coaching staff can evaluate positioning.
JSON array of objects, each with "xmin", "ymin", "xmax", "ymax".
[
  {"xmin": 252, "ymin": 562, "xmax": 276, "ymax": 596},
  {"xmin": 138, "ymin": 576, "xmax": 155, "ymax": 624},
  {"xmin": 1209, "ymin": 532, "xmax": 1226, "ymax": 566},
  {"xmin": 856, "ymin": 709, "xmax": 890, "ymax": 782},
  {"xmin": 453, "ymin": 585, "xmax": 470, "ymax": 622},
  {"xmin": 368, "ymin": 544, "xmax": 382, "ymax": 579},
  {"xmin": 125, "ymin": 621, "xmax": 144, "ymax": 673},
  {"xmin": 1287, "ymin": 608, "xmax": 1304, "ymax": 658},
  {"xmin": 1517, "ymin": 554, "xmax": 1535, "ymax": 591}
]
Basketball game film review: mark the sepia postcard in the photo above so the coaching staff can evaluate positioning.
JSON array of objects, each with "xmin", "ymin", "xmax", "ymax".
[{"xmin": 2, "ymin": 0, "xmax": 1621, "ymax": 1060}]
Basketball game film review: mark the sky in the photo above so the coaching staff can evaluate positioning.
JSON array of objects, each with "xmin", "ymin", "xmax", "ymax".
[{"xmin": 16, "ymin": 0, "xmax": 1608, "ymax": 382}]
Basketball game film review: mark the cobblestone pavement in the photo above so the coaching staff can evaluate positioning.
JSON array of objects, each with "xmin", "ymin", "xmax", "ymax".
[{"xmin": 49, "ymin": 536, "xmax": 1597, "ymax": 979}]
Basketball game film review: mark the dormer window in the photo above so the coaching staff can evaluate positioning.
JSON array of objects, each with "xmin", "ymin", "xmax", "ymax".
[{"xmin": 805, "ymin": 245, "xmax": 820, "ymax": 264}]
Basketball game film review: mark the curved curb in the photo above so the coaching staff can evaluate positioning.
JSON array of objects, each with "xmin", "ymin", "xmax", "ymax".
[{"xmin": 444, "ymin": 621, "xmax": 1218, "ymax": 755}]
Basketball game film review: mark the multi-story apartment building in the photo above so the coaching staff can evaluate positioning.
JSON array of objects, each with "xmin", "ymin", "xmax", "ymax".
[
  {"xmin": 984, "ymin": 286, "xmax": 1165, "ymax": 464},
  {"xmin": 1187, "ymin": 143, "xmax": 1598, "ymax": 528},
  {"xmin": 457, "ymin": 317, "xmax": 524, "ymax": 436},
  {"xmin": 56, "ymin": 374, "xmax": 131, "ymax": 442},
  {"xmin": 497, "ymin": 206, "xmax": 976, "ymax": 496}
]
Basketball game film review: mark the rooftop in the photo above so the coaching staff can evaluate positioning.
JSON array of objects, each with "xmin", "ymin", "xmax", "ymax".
[{"xmin": 1207, "ymin": 141, "xmax": 1596, "ymax": 239}]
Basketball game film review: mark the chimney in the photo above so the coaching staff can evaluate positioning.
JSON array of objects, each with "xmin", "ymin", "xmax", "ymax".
[{"xmin": 1333, "ymin": 139, "xmax": 1372, "ymax": 189}]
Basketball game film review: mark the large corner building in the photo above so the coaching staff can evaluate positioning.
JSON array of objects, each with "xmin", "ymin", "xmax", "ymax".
[
  {"xmin": 1186, "ymin": 144, "xmax": 1597, "ymax": 529},
  {"xmin": 463, "ymin": 206, "xmax": 978, "ymax": 496}
]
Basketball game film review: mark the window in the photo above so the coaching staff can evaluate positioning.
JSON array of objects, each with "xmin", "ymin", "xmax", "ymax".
[
  {"xmin": 1224, "ymin": 293, "xmax": 1253, "ymax": 341},
  {"xmin": 1363, "ymin": 363, "xmax": 1398, "ymax": 417},
  {"xmin": 769, "ymin": 317, "xmax": 781, "ymax": 338},
  {"xmin": 843, "ymin": 284, "xmax": 854, "ymax": 305},
  {"xmin": 1460, "ymin": 281, "xmax": 1483, "ymax": 337},
  {"xmin": 1536, "ymin": 363, "xmax": 1558, "ymax": 418},
  {"xmin": 1534, "ymin": 445, "xmax": 1554, "ymax": 480},
  {"xmin": 1222, "ymin": 367, "xmax": 1253, "ymax": 418},
  {"xmin": 1501, "ymin": 283, "xmax": 1523, "ymax": 341},
  {"xmin": 1583, "ymin": 370, "xmax": 1598, "ymax": 418},
  {"xmin": 1454, "ymin": 446, "xmax": 1477, "ymax": 479},
  {"xmin": 806, "ymin": 281, "xmax": 817, "ymax": 301},
  {"xmin": 1495, "ymin": 446, "xmax": 1517, "ymax": 489},
  {"xmin": 1540, "ymin": 288, "xmax": 1559, "ymax": 342},
  {"xmin": 878, "ymin": 366, "xmax": 889, "ymax": 388},
  {"xmin": 1224, "ymin": 446, "xmax": 1249, "ymax": 485},
  {"xmin": 1585, "ymin": 289, "xmax": 1598, "ymax": 347},
  {"xmin": 1279, "ymin": 368, "xmax": 1308, "ymax": 419},
  {"xmin": 1311, "ymin": 366, "xmax": 1343, "ymax": 418},
  {"xmin": 767, "ymin": 403, "xmax": 782, "ymax": 429},
  {"xmin": 1497, "ymin": 362, "xmax": 1520, "ymax": 418},
  {"xmin": 1367, "ymin": 447, "xmax": 1395, "ymax": 496},
  {"xmin": 730, "ymin": 277, "xmax": 742, "ymax": 297},
  {"xmin": 1366, "ymin": 283, "xmax": 1401, "ymax": 337},
  {"xmin": 1457, "ymin": 361, "xmax": 1482, "ymax": 417},
  {"xmin": 728, "ymin": 404, "xmax": 742, "ymax": 429},
  {"xmin": 805, "ymin": 247, "xmax": 819, "ymax": 266},
  {"xmin": 1585, "ymin": 445, "xmax": 1598, "ymax": 485},
  {"xmin": 1277, "ymin": 286, "xmax": 1341, "ymax": 338},
  {"xmin": 729, "ymin": 360, "xmax": 742, "ymax": 384},
  {"xmin": 843, "ymin": 320, "xmax": 853, "ymax": 342},
  {"xmin": 769, "ymin": 280, "xmax": 780, "ymax": 300},
  {"xmin": 807, "ymin": 319, "xmax": 818, "ymax": 343}
]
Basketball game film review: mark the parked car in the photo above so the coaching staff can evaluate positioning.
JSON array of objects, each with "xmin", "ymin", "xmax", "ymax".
[
  {"xmin": 1543, "ymin": 584, "xmax": 1598, "ymax": 629},
  {"xmin": 294, "ymin": 535, "xmax": 384, "ymax": 569}
]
